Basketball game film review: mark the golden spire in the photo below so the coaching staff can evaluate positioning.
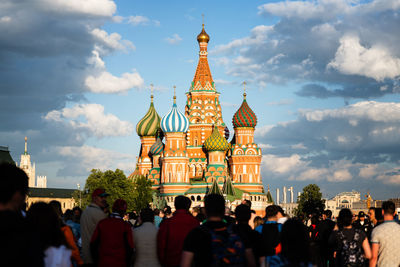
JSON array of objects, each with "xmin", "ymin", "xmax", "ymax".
[
  {"xmin": 197, "ymin": 15, "xmax": 210, "ymax": 43},
  {"xmin": 242, "ymin": 81, "xmax": 247, "ymax": 99},
  {"xmin": 150, "ymin": 83, "xmax": 154, "ymax": 103},
  {"xmin": 173, "ymin": 85, "xmax": 176, "ymax": 104}
]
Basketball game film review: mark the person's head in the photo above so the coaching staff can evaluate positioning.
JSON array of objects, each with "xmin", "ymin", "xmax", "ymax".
[
  {"xmin": 140, "ymin": 208, "xmax": 154, "ymax": 223},
  {"xmin": 265, "ymin": 205, "xmax": 279, "ymax": 221},
  {"xmin": 72, "ymin": 206, "xmax": 82, "ymax": 222},
  {"xmin": 112, "ymin": 199, "xmax": 127, "ymax": 215},
  {"xmin": 0, "ymin": 163, "xmax": 29, "ymax": 211},
  {"xmin": 128, "ymin": 211, "xmax": 137, "ymax": 220},
  {"xmin": 375, "ymin": 208, "xmax": 384, "ymax": 222},
  {"xmin": 368, "ymin": 207, "xmax": 376, "ymax": 222},
  {"xmin": 27, "ymin": 202, "xmax": 66, "ymax": 250},
  {"xmin": 242, "ymin": 199, "xmax": 252, "ymax": 208},
  {"xmin": 91, "ymin": 188, "xmax": 109, "ymax": 208},
  {"xmin": 338, "ymin": 208, "xmax": 353, "ymax": 227},
  {"xmin": 322, "ymin": 210, "xmax": 332, "ymax": 220},
  {"xmin": 154, "ymin": 208, "xmax": 160, "ymax": 216},
  {"xmin": 49, "ymin": 200, "xmax": 62, "ymax": 219},
  {"xmin": 280, "ymin": 219, "xmax": 310, "ymax": 264},
  {"xmin": 164, "ymin": 206, "xmax": 172, "ymax": 217},
  {"xmin": 358, "ymin": 211, "xmax": 365, "ymax": 221},
  {"xmin": 277, "ymin": 205, "xmax": 285, "ymax": 219},
  {"xmin": 382, "ymin": 201, "xmax": 396, "ymax": 218},
  {"xmin": 175, "ymin": 195, "xmax": 191, "ymax": 210},
  {"xmin": 253, "ymin": 216, "xmax": 263, "ymax": 229},
  {"xmin": 311, "ymin": 214, "xmax": 319, "ymax": 225},
  {"xmin": 204, "ymin": 194, "xmax": 225, "ymax": 219},
  {"xmin": 64, "ymin": 209, "xmax": 74, "ymax": 222},
  {"xmin": 235, "ymin": 204, "xmax": 251, "ymax": 224}
]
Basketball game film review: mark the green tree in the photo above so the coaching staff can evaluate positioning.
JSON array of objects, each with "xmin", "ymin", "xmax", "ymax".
[
  {"xmin": 131, "ymin": 175, "xmax": 153, "ymax": 212},
  {"xmin": 297, "ymin": 184, "xmax": 325, "ymax": 216},
  {"xmin": 74, "ymin": 169, "xmax": 141, "ymax": 212}
]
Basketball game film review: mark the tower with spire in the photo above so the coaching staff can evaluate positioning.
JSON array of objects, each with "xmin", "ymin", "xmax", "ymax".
[
  {"xmin": 131, "ymin": 24, "xmax": 268, "ymax": 214},
  {"xmin": 136, "ymin": 85, "xmax": 161, "ymax": 176},
  {"xmin": 20, "ymin": 136, "xmax": 36, "ymax": 187}
]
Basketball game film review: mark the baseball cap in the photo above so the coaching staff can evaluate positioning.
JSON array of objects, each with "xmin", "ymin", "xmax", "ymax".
[
  {"xmin": 92, "ymin": 188, "xmax": 110, "ymax": 198},
  {"xmin": 112, "ymin": 199, "xmax": 127, "ymax": 213}
]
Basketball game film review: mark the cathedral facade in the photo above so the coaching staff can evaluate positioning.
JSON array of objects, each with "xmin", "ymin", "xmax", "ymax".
[{"xmin": 130, "ymin": 26, "xmax": 269, "ymax": 214}]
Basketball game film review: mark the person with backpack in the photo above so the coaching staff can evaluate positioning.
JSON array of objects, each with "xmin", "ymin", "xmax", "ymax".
[
  {"xmin": 329, "ymin": 208, "xmax": 371, "ymax": 267},
  {"xmin": 181, "ymin": 194, "xmax": 256, "ymax": 267},
  {"xmin": 255, "ymin": 205, "xmax": 282, "ymax": 266}
]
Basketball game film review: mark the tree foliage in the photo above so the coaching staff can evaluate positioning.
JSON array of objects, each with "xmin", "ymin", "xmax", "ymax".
[
  {"xmin": 297, "ymin": 184, "xmax": 325, "ymax": 216},
  {"xmin": 131, "ymin": 175, "xmax": 153, "ymax": 212},
  {"xmin": 74, "ymin": 169, "xmax": 151, "ymax": 212}
]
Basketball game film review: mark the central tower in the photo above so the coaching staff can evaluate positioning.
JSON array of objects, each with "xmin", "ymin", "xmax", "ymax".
[{"xmin": 185, "ymin": 24, "xmax": 226, "ymax": 180}]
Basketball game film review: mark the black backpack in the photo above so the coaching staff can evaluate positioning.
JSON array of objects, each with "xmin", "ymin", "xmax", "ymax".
[
  {"xmin": 337, "ymin": 228, "xmax": 365, "ymax": 266},
  {"xmin": 201, "ymin": 224, "xmax": 246, "ymax": 267}
]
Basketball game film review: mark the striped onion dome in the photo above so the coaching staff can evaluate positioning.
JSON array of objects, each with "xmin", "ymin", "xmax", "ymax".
[
  {"xmin": 150, "ymin": 137, "xmax": 164, "ymax": 155},
  {"xmin": 232, "ymin": 93, "xmax": 257, "ymax": 128},
  {"xmin": 224, "ymin": 126, "xmax": 230, "ymax": 140},
  {"xmin": 204, "ymin": 126, "xmax": 230, "ymax": 152},
  {"xmin": 136, "ymin": 95, "xmax": 161, "ymax": 137},
  {"xmin": 161, "ymin": 94, "xmax": 189, "ymax": 133}
]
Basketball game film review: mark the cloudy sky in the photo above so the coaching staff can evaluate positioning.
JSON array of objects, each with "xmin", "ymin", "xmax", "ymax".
[{"xmin": 1, "ymin": 0, "xmax": 400, "ymax": 200}]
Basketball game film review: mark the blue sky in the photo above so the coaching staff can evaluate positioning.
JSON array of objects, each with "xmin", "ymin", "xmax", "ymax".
[{"xmin": 1, "ymin": 0, "xmax": 400, "ymax": 200}]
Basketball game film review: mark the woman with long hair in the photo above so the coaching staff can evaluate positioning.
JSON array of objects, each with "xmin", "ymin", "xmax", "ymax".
[{"xmin": 27, "ymin": 202, "xmax": 71, "ymax": 267}]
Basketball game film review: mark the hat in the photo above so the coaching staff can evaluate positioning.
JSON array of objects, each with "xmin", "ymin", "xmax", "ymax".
[
  {"xmin": 112, "ymin": 199, "xmax": 127, "ymax": 213},
  {"xmin": 92, "ymin": 188, "xmax": 110, "ymax": 198},
  {"xmin": 358, "ymin": 211, "xmax": 365, "ymax": 217}
]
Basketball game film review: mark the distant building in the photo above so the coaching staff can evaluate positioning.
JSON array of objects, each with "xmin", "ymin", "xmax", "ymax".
[
  {"xmin": 281, "ymin": 202, "xmax": 298, "ymax": 217},
  {"xmin": 19, "ymin": 137, "xmax": 36, "ymax": 187},
  {"xmin": 36, "ymin": 176, "xmax": 47, "ymax": 188},
  {"xmin": 0, "ymin": 146, "xmax": 14, "ymax": 164},
  {"xmin": 27, "ymin": 188, "xmax": 76, "ymax": 213},
  {"xmin": 325, "ymin": 190, "xmax": 362, "ymax": 217}
]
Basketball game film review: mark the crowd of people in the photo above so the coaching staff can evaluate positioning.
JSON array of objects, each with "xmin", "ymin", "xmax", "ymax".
[{"xmin": 1, "ymin": 162, "xmax": 400, "ymax": 267}]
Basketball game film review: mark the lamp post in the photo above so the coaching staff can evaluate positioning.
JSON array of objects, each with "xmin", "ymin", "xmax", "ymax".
[{"xmin": 77, "ymin": 183, "xmax": 81, "ymax": 208}]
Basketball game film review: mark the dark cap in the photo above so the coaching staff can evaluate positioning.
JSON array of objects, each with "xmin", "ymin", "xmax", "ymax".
[
  {"xmin": 112, "ymin": 199, "xmax": 127, "ymax": 213},
  {"xmin": 92, "ymin": 188, "xmax": 110, "ymax": 198},
  {"xmin": 358, "ymin": 211, "xmax": 365, "ymax": 217}
]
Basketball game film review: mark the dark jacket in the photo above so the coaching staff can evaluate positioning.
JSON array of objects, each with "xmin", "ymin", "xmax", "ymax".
[{"xmin": 157, "ymin": 209, "xmax": 199, "ymax": 267}]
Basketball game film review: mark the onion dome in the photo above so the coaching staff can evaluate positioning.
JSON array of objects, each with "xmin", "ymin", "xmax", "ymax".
[
  {"xmin": 136, "ymin": 94, "xmax": 161, "ymax": 137},
  {"xmin": 204, "ymin": 126, "xmax": 230, "ymax": 152},
  {"xmin": 232, "ymin": 93, "xmax": 257, "ymax": 128},
  {"xmin": 197, "ymin": 24, "xmax": 210, "ymax": 43},
  {"xmin": 161, "ymin": 89, "xmax": 189, "ymax": 133},
  {"xmin": 150, "ymin": 137, "xmax": 164, "ymax": 155},
  {"xmin": 224, "ymin": 126, "xmax": 230, "ymax": 140}
]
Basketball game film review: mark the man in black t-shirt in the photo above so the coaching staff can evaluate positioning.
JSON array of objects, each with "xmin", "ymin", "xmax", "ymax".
[{"xmin": 181, "ymin": 194, "xmax": 256, "ymax": 267}]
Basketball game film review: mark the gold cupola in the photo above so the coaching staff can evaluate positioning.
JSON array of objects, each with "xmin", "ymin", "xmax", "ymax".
[{"xmin": 197, "ymin": 24, "xmax": 210, "ymax": 43}]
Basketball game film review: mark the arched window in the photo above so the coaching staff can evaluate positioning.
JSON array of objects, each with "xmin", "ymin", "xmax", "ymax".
[
  {"xmin": 197, "ymin": 195, "xmax": 201, "ymax": 201},
  {"xmin": 191, "ymin": 196, "xmax": 195, "ymax": 201},
  {"xmin": 194, "ymin": 138, "xmax": 198, "ymax": 146},
  {"xmin": 168, "ymin": 172, "xmax": 172, "ymax": 183}
]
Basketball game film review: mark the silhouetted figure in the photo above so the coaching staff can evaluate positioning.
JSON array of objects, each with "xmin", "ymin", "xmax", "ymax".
[
  {"xmin": 0, "ymin": 163, "xmax": 43, "ymax": 267},
  {"xmin": 268, "ymin": 218, "xmax": 312, "ymax": 267}
]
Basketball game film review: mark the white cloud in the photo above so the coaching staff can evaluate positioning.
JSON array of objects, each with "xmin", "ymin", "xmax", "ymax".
[
  {"xmin": 301, "ymin": 101, "xmax": 400, "ymax": 123},
  {"xmin": 359, "ymin": 164, "xmax": 378, "ymax": 179},
  {"xmin": 85, "ymin": 70, "xmax": 144, "ymax": 93},
  {"xmin": 267, "ymin": 99, "xmax": 293, "ymax": 106},
  {"xmin": 165, "ymin": 34, "xmax": 182, "ymax": 45},
  {"xmin": 0, "ymin": 16, "xmax": 11, "ymax": 23},
  {"xmin": 91, "ymin": 28, "xmax": 135, "ymax": 54},
  {"xmin": 258, "ymin": 0, "xmax": 350, "ymax": 20},
  {"xmin": 87, "ymin": 50, "xmax": 105, "ymax": 69},
  {"xmin": 128, "ymin": 15, "xmax": 150, "ymax": 26},
  {"xmin": 328, "ymin": 35, "xmax": 400, "ymax": 81},
  {"xmin": 45, "ymin": 103, "xmax": 133, "ymax": 138},
  {"xmin": 53, "ymin": 145, "xmax": 134, "ymax": 176},
  {"xmin": 327, "ymin": 169, "xmax": 352, "ymax": 182},
  {"xmin": 377, "ymin": 168, "xmax": 400, "ymax": 184},
  {"xmin": 291, "ymin": 143, "xmax": 307, "ymax": 149},
  {"xmin": 38, "ymin": 0, "xmax": 116, "ymax": 17},
  {"xmin": 262, "ymin": 154, "xmax": 306, "ymax": 174}
]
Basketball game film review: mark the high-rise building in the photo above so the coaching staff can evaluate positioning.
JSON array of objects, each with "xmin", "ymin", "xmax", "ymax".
[{"xmin": 130, "ymin": 25, "xmax": 268, "ymax": 213}]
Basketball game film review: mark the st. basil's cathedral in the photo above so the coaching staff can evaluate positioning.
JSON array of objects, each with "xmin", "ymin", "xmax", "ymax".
[{"xmin": 129, "ymin": 25, "xmax": 272, "ymax": 214}]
